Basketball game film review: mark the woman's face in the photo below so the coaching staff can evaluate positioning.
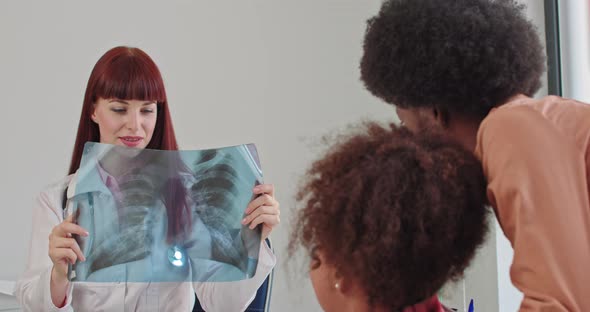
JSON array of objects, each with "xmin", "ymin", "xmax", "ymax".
[{"xmin": 92, "ymin": 98, "xmax": 157, "ymax": 149}]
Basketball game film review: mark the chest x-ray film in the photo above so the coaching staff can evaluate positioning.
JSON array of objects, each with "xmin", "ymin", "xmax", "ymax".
[{"xmin": 64, "ymin": 142, "xmax": 263, "ymax": 283}]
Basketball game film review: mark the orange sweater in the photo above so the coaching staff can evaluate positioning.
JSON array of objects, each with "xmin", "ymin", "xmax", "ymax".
[{"xmin": 475, "ymin": 95, "xmax": 590, "ymax": 311}]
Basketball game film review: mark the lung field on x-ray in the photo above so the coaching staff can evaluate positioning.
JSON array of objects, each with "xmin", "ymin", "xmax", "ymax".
[
  {"xmin": 190, "ymin": 149, "xmax": 249, "ymax": 270},
  {"xmin": 87, "ymin": 170, "xmax": 158, "ymax": 275}
]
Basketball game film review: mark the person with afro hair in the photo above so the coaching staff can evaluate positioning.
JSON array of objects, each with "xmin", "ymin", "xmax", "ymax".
[
  {"xmin": 360, "ymin": 0, "xmax": 590, "ymax": 311},
  {"xmin": 290, "ymin": 123, "xmax": 489, "ymax": 312}
]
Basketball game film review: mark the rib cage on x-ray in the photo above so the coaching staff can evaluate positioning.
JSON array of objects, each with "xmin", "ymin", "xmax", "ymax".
[
  {"xmin": 189, "ymin": 149, "xmax": 251, "ymax": 272},
  {"xmin": 81, "ymin": 169, "xmax": 161, "ymax": 276},
  {"xmin": 69, "ymin": 142, "xmax": 262, "ymax": 282}
]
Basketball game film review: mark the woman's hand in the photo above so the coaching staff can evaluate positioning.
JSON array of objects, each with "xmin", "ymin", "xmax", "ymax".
[
  {"xmin": 242, "ymin": 184, "xmax": 280, "ymax": 240},
  {"xmin": 48, "ymin": 214, "xmax": 88, "ymax": 307},
  {"xmin": 49, "ymin": 214, "xmax": 88, "ymax": 283}
]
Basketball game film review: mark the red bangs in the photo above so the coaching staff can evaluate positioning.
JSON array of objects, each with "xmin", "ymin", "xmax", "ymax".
[{"xmin": 90, "ymin": 48, "xmax": 167, "ymax": 103}]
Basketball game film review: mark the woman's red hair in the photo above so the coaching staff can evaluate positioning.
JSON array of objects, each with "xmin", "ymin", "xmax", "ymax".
[
  {"xmin": 68, "ymin": 47, "xmax": 189, "ymax": 243},
  {"xmin": 68, "ymin": 46, "xmax": 178, "ymax": 175}
]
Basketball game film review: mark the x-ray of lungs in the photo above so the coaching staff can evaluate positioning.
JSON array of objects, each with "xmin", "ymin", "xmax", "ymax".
[{"xmin": 64, "ymin": 142, "xmax": 263, "ymax": 283}]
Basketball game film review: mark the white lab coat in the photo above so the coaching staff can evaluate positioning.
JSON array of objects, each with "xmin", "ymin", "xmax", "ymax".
[{"xmin": 14, "ymin": 173, "xmax": 276, "ymax": 312}]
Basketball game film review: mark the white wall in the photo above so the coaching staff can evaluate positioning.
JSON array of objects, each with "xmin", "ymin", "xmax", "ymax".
[
  {"xmin": 0, "ymin": 1, "xmax": 390, "ymax": 311},
  {"xmin": 559, "ymin": 0, "xmax": 590, "ymax": 102}
]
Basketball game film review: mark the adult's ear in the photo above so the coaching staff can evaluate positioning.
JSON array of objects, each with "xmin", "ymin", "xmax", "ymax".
[
  {"xmin": 432, "ymin": 106, "xmax": 450, "ymax": 128},
  {"xmin": 90, "ymin": 104, "xmax": 98, "ymax": 124}
]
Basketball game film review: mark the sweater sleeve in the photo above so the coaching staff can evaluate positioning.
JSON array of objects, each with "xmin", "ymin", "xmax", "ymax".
[{"xmin": 475, "ymin": 106, "xmax": 590, "ymax": 311}]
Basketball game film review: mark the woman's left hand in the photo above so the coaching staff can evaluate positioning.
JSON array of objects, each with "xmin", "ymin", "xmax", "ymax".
[{"xmin": 242, "ymin": 184, "xmax": 280, "ymax": 240}]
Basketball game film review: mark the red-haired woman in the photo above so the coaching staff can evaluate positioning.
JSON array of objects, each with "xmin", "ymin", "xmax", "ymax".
[{"xmin": 14, "ymin": 46, "xmax": 280, "ymax": 311}]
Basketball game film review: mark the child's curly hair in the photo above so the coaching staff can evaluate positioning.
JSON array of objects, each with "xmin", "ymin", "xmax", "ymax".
[{"xmin": 289, "ymin": 123, "xmax": 489, "ymax": 310}]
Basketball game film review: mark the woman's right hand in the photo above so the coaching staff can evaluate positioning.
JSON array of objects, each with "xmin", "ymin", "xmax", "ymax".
[{"xmin": 48, "ymin": 214, "xmax": 88, "ymax": 283}]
